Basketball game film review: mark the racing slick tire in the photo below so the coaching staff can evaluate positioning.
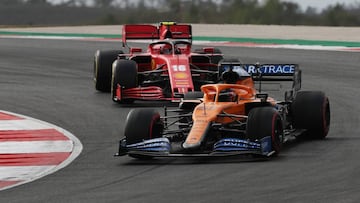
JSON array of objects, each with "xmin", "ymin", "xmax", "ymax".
[
  {"xmin": 124, "ymin": 109, "xmax": 164, "ymax": 159},
  {"xmin": 291, "ymin": 91, "xmax": 330, "ymax": 139},
  {"xmin": 94, "ymin": 50, "xmax": 124, "ymax": 92},
  {"xmin": 246, "ymin": 107, "xmax": 284, "ymax": 154},
  {"xmin": 111, "ymin": 59, "xmax": 137, "ymax": 104}
]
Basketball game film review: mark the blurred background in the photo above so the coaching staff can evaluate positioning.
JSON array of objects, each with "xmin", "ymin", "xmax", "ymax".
[{"xmin": 0, "ymin": 0, "xmax": 359, "ymax": 26}]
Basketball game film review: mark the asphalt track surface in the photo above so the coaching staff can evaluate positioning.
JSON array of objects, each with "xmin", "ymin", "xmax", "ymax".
[{"xmin": 0, "ymin": 38, "xmax": 359, "ymax": 203}]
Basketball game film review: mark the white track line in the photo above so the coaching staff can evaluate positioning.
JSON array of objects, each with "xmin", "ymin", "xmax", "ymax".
[{"xmin": 0, "ymin": 140, "xmax": 73, "ymax": 153}]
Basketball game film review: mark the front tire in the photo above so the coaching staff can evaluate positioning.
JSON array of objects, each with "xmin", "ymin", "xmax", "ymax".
[
  {"xmin": 111, "ymin": 59, "xmax": 137, "ymax": 103},
  {"xmin": 94, "ymin": 50, "xmax": 123, "ymax": 92},
  {"xmin": 124, "ymin": 109, "xmax": 163, "ymax": 145},
  {"xmin": 124, "ymin": 108, "xmax": 163, "ymax": 159},
  {"xmin": 246, "ymin": 107, "xmax": 284, "ymax": 154}
]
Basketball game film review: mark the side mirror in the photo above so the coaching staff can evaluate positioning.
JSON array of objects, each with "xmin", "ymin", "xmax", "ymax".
[{"xmin": 256, "ymin": 93, "xmax": 268, "ymax": 102}]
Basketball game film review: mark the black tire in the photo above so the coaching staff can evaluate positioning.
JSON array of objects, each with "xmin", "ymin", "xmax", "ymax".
[
  {"xmin": 94, "ymin": 50, "xmax": 123, "ymax": 92},
  {"xmin": 291, "ymin": 91, "xmax": 330, "ymax": 139},
  {"xmin": 246, "ymin": 107, "xmax": 283, "ymax": 154},
  {"xmin": 111, "ymin": 59, "xmax": 137, "ymax": 103},
  {"xmin": 124, "ymin": 109, "xmax": 163, "ymax": 145}
]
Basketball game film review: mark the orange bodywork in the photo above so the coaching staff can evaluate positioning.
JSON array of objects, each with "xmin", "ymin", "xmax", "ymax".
[{"xmin": 183, "ymin": 83, "xmax": 275, "ymax": 149}]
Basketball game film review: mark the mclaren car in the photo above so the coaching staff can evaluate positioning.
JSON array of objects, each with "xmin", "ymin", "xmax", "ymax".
[{"xmin": 115, "ymin": 60, "xmax": 331, "ymax": 159}]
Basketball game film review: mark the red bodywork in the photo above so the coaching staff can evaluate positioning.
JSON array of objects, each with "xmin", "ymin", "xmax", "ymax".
[
  {"xmin": 122, "ymin": 23, "xmax": 192, "ymax": 45},
  {"xmin": 114, "ymin": 22, "xmax": 222, "ymax": 102}
]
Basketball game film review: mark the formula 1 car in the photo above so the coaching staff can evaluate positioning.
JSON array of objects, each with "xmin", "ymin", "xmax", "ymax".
[
  {"xmin": 115, "ymin": 60, "xmax": 330, "ymax": 159},
  {"xmin": 94, "ymin": 22, "xmax": 223, "ymax": 104}
]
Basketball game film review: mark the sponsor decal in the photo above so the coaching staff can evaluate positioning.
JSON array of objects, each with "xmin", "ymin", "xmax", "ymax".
[
  {"xmin": 244, "ymin": 64, "xmax": 296, "ymax": 74},
  {"xmin": 172, "ymin": 65, "xmax": 187, "ymax": 72},
  {"xmin": 174, "ymin": 72, "xmax": 188, "ymax": 79}
]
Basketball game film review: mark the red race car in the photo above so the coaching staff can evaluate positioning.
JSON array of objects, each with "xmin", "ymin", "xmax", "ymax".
[{"xmin": 94, "ymin": 22, "xmax": 223, "ymax": 104}]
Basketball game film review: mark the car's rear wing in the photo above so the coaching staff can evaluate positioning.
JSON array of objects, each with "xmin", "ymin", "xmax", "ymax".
[
  {"xmin": 122, "ymin": 22, "xmax": 192, "ymax": 47},
  {"xmin": 243, "ymin": 64, "xmax": 300, "ymax": 81},
  {"xmin": 245, "ymin": 64, "xmax": 302, "ymax": 95},
  {"xmin": 218, "ymin": 62, "xmax": 302, "ymax": 94},
  {"xmin": 122, "ymin": 25, "xmax": 159, "ymax": 42}
]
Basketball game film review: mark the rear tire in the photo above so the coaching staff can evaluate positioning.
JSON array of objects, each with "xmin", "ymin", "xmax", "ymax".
[
  {"xmin": 124, "ymin": 109, "xmax": 163, "ymax": 145},
  {"xmin": 246, "ymin": 107, "xmax": 283, "ymax": 154},
  {"xmin": 292, "ymin": 91, "xmax": 330, "ymax": 139},
  {"xmin": 111, "ymin": 59, "xmax": 137, "ymax": 103},
  {"xmin": 94, "ymin": 50, "xmax": 123, "ymax": 92}
]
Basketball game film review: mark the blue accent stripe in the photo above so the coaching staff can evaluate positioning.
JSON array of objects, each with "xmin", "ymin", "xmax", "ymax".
[{"xmin": 126, "ymin": 138, "xmax": 171, "ymax": 152}]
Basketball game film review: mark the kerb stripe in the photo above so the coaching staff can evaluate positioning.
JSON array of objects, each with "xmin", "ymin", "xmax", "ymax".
[
  {"xmin": 0, "ymin": 153, "xmax": 70, "ymax": 166},
  {"xmin": 0, "ymin": 112, "xmax": 23, "ymax": 120},
  {"xmin": 0, "ymin": 110, "xmax": 83, "ymax": 191},
  {"xmin": 0, "ymin": 129, "xmax": 69, "ymax": 141}
]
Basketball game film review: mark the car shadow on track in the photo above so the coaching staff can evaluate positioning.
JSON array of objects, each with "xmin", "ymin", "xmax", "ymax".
[{"xmin": 118, "ymin": 155, "xmax": 273, "ymax": 166}]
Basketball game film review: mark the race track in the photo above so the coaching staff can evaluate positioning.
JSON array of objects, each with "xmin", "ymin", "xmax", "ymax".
[{"xmin": 0, "ymin": 38, "xmax": 359, "ymax": 202}]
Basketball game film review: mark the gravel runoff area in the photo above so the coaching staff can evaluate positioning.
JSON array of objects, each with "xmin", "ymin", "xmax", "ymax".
[{"xmin": 1, "ymin": 24, "xmax": 360, "ymax": 42}]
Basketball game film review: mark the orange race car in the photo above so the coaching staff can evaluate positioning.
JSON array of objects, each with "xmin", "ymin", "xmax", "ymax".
[{"xmin": 115, "ymin": 60, "xmax": 330, "ymax": 158}]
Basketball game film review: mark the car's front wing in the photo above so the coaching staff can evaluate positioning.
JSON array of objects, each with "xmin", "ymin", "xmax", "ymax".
[{"xmin": 115, "ymin": 136, "xmax": 275, "ymax": 158}]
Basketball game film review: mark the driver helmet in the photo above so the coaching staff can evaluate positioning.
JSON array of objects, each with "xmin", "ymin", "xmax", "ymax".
[{"xmin": 160, "ymin": 44, "xmax": 172, "ymax": 54}]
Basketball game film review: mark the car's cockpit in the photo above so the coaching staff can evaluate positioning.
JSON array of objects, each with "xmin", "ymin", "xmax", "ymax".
[{"xmin": 149, "ymin": 40, "xmax": 192, "ymax": 55}]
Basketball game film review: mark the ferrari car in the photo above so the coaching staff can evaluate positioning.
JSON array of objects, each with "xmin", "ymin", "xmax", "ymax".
[
  {"xmin": 115, "ymin": 60, "xmax": 330, "ymax": 159},
  {"xmin": 94, "ymin": 22, "xmax": 223, "ymax": 104}
]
